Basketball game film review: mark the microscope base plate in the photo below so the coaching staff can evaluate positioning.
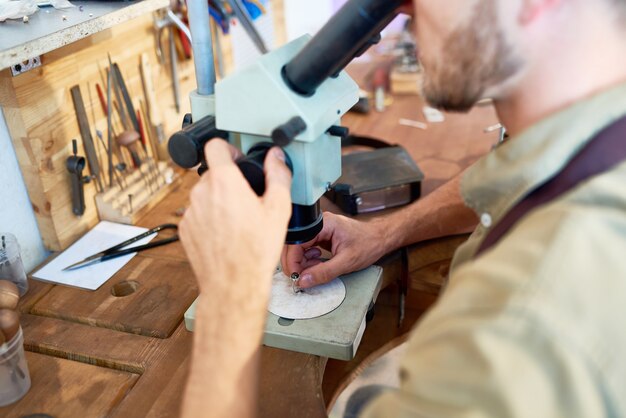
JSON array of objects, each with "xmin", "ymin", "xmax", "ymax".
[{"xmin": 184, "ymin": 265, "xmax": 383, "ymax": 361}]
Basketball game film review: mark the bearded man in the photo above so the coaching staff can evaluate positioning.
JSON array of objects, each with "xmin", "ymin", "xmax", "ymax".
[{"xmin": 180, "ymin": 0, "xmax": 626, "ymax": 417}]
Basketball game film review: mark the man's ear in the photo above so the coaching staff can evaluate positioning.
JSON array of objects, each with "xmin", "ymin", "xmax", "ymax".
[
  {"xmin": 518, "ymin": 0, "xmax": 562, "ymax": 25},
  {"xmin": 399, "ymin": 0, "xmax": 414, "ymax": 17}
]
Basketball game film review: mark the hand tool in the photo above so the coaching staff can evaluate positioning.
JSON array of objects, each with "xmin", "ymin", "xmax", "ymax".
[
  {"xmin": 116, "ymin": 130, "xmax": 153, "ymax": 192},
  {"xmin": 107, "ymin": 55, "xmax": 130, "ymax": 131},
  {"xmin": 116, "ymin": 131, "xmax": 143, "ymax": 169},
  {"xmin": 66, "ymin": 139, "xmax": 91, "ymax": 216},
  {"xmin": 135, "ymin": 107, "xmax": 160, "ymax": 188},
  {"xmin": 136, "ymin": 109, "xmax": 147, "ymax": 151},
  {"xmin": 112, "ymin": 62, "xmax": 141, "ymax": 134},
  {"xmin": 106, "ymin": 68, "xmax": 115, "ymax": 188},
  {"xmin": 139, "ymin": 53, "xmax": 167, "ymax": 158},
  {"xmin": 87, "ymin": 82, "xmax": 107, "ymax": 179},
  {"xmin": 139, "ymin": 99, "xmax": 163, "ymax": 185},
  {"xmin": 226, "ymin": 0, "xmax": 268, "ymax": 53},
  {"xmin": 62, "ymin": 224, "xmax": 179, "ymax": 271},
  {"xmin": 70, "ymin": 85, "xmax": 104, "ymax": 192},
  {"xmin": 153, "ymin": 8, "xmax": 192, "ymax": 65},
  {"xmin": 97, "ymin": 81, "xmax": 125, "ymax": 137},
  {"xmin": 373, "ymin": 67, "xmax": 387, "ymax": 112},
  {"xmin": 208, "ymin": 0, "xmax": 230, "ymax": 34},
  {"xmin": 97, "ymin": 81, "xmax": 130, "ymax": 180},
  {"xmin": 96, "ymin": 83, "xmax": 117, "ymax": 137},
  {"xmin": 94, "ymin": 129, "xmax": 124, "ymax": 190},
  {"xmin": 169, "ymin": 26, "xmax": 181, "ymax": 113}
]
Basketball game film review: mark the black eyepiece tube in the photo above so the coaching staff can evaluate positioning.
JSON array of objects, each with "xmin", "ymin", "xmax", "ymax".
[{"xmin": 282, "ymin": 0, "xmax": 405, "ymax": 96}]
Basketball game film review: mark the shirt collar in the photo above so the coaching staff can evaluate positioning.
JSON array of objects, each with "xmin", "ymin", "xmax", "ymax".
[{"xmin": 461, "ymin": 81, "xmax": 626, "ymax": 223}]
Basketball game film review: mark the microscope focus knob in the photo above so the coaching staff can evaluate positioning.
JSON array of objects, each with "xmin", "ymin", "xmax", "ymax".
[
  {"xmin": 168, "ymin": 115, "xmax": 229, "ymax": 169},
  {"xmin": 237, "ymin": 143, "xmax": 293, "ymax": 196},
  {"xmin": 271, "ymin": 117, "xmax": 307, "ymax": 147}
]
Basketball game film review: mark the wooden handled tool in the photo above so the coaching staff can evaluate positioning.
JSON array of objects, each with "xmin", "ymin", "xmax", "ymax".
[
  {"xmin": 139, "ymin": 53, "xmax": 168, "ymax": 160},
  {"xmin": 70, "ymin": 85, "xmax": 104, "ymax": 192}
]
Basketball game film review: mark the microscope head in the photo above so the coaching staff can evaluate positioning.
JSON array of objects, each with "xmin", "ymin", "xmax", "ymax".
[
  {"xmin": 216, "ymin": 35, "xmax": 359, "ymax": 243},
  {"xmin": 169, "ymin": 0, "xmax": 406, "ymax": 244}
]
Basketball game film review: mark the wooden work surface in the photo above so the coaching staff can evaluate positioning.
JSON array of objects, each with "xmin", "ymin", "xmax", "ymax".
[{"xmin": 1, "ymin": 63, "xmax": 498, "ymax": 417}]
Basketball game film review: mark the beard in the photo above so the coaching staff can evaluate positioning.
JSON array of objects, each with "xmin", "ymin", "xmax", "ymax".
[{"xmin": 420, "ymin": 0, "xmax": 522, "ymax": 112}]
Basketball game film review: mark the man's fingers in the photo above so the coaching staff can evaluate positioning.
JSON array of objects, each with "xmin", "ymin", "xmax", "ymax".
[
  {"xmin": 300, "ymin": 257, "xmax": 323, "ymax": 271},
  {"xmin": 304, "ymin": 247, "xmax": 322, "ymax": 260},
  {"xmin": 298, "ymin": 254, "xmax": 351, "ymax": 289},
  {"xmin": 204, "ymin": 139, "xmax": 240, "ymax": 168},
  {"xmin": 263, "ymin": 147, "xmax": 292, "ymax": 207},
  {"xmin": 283, "ymin": 245, "xmax": 305, "ymax": 275}
]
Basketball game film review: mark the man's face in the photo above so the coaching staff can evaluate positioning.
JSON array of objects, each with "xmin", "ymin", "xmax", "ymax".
[{"xmin": 412, "ymin": 0, "xmax": 523, "ymax": 111}]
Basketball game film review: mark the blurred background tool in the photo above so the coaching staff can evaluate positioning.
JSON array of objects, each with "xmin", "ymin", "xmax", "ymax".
[
  {"xmin": 226, "ymin": 0, "xmax": 268, "ymax": 53},
  {"xmin": 66, "ymin": 139, "xmax": 91, "ymax": 217},
  {"xmin": 390, "ymin": 18, "xmax": 423, "ymax": 95},
  {"xmin": 70, "ymin": 85, "xmax": 104, "ymax": 192},
  {"xmin": 139, "ymin": 53, "xmax": 167, "ymax": 160},
  {"xmin": 169, "ymin": 26, "xmax": 181, "ymax": 113},
  {"xmin": 373, "ymin": 66, "xmax": 389, "ymax": 112},
  {"xmin": 153, "ymin": 7, "xmax": 191, "ymax": 115}
]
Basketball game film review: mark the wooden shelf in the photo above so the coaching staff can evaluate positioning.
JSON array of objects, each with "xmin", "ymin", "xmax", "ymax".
[{"xmin": 0, "ymin": 0, "xmax": 168, "ymax": 71}]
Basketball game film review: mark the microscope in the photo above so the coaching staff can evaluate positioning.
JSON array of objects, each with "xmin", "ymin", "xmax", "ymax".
[
  {"xmin": 169, "ymin": 0, "xmax": 406, "ymax": 244},
  {"xmin": 174, "ymin": 0, "xmax": 408, "ymax": 360}
]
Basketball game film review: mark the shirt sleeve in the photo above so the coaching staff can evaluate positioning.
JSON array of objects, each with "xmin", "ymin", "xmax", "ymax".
[{"xmin": 360, "ymin": 309, "xmax": 607, "ymax": 418}]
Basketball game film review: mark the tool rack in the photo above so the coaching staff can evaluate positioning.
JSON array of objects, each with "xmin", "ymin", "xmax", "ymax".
[{"xmin": 0, "ymin": 2, "xmax": 198, "ymax": 251}]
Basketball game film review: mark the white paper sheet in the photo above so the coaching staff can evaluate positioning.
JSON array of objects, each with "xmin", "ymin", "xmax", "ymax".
[{"xmin": 32, "ymin": 221, "xmax": 155, "ymax": 290}]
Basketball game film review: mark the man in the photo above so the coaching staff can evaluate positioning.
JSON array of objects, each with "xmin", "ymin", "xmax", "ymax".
[{"xmin": 179, "ymin": 0, "xmax": 626, "ymax": 417}]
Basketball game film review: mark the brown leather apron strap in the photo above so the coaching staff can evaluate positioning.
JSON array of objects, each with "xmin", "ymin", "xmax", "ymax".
[{"xmin": 476, "ymin": 114, "xmax": 626, "ymax": 258}]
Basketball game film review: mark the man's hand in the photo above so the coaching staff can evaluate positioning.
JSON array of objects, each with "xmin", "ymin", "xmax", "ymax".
[
  {"xmin": 281, "ymin": 174, "xmax": 478, "ymax": 290},
  {"xmin": 180, "ymin": 139, "xmax": 292, "ymax": 418},
  {"xmin": 179, "ymin": 139, "xmax": 292, "ymax": 317},
  {"xmin": 281, "ymin": 213, "xmax": 390, "ymax": 289}
]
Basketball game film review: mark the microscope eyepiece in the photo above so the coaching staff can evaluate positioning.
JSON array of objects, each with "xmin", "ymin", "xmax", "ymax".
[{"xmin": 282, "ymin": 0, "xmax": 405, "ymax": 96}]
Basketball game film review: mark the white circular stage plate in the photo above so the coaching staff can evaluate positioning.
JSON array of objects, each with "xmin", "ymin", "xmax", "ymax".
[{"xmin": 268, "ymin": 272, "xmax": 346, "ymax": 320}]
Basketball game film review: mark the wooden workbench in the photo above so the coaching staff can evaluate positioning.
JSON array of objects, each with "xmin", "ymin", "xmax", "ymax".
[{"xmin": 0, "ymin": 66, "xmax": 498, "ymax": 417}]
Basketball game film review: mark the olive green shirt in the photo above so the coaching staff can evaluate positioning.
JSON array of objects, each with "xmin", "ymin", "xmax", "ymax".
[{"xmin": 363, "ymin": 82, "xmax": 626, "ymax": 418}]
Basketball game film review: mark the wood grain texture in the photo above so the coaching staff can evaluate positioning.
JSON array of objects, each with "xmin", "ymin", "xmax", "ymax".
[
  {"xmin": 22, "ymin": 313, "xmax": 155, "ymax": 374},
  {"xmin": 109, "ymin": 321, "xmax": 193, "ymax": 418},
  {"xmin": 259, "ymin": 347, "xmax": 328, "ymax": 418},
  {"xmin": 0, "ymin": 351, "xmax": 138, "ymax": 418},
  {"xmin": 31, "ymin": 255, "xmax": 198, "ymax": 338}
]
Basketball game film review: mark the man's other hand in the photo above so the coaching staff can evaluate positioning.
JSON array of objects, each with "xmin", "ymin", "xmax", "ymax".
[{"xmin": 281, "ymin": 213, "xmax": 389, "ymax": 289}]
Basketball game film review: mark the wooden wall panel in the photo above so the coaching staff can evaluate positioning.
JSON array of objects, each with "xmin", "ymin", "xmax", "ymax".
[
  {"xmin": 0, "ymin": 1, "xmax": 287, "ymax": 251},
  {"xmin": 0, "ymin": 14, "xmax": 197, "ymax": 251}
]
